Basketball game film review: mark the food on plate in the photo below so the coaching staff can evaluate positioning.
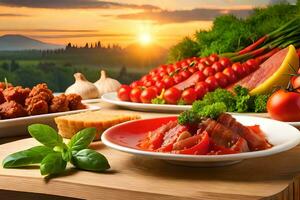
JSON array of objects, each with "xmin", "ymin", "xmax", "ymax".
[
  {"xmin": 139, "ymin": 103, "xmax": 271, "ymax": 155},
  {"xmin": 0, "ymin": 83, "xmax": 87, "ymax": 120},
  {"xmin": 94, "ymin": 70, "xmax": 121, "ymax": 96},
  {"xmin": 55, "ymin": 111, "xmax": 140, "ymax": 139},
  {"xmin": 0, "ymin": 101, "xmax": 27, "ymax": 119},
  {"xmin": 231, "ymin": 45, "xmax": 299, "ymax": 95},
  {"xmin": 0, "ymin": 81, "xmax": 12, "ymax": 90},
  {"xmin": 65, "ymin": 73, "xmax": 99, "ymax": 100},
  {"xmin": 3, "ymin": 124, "xmax": 110, "ymax": 177}
]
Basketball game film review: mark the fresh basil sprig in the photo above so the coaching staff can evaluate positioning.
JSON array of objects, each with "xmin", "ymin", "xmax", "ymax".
[{"xmin": 2, "ymin": 124, "xmax": 110, "ymax": 177}]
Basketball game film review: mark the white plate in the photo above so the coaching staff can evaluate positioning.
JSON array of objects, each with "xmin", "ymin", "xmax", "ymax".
[
  {"xmin": 102, "ymin": 115, "xmax": 300, "ymax": 167},
  {"xmin": 0, "ymin": 105, "xmax": 101, "ymax": 138}
]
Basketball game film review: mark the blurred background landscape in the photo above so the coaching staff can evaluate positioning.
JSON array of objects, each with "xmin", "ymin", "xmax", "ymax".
[{"xmin": 0, "ymin": 0, "xmax": 297, "ymax": 91}]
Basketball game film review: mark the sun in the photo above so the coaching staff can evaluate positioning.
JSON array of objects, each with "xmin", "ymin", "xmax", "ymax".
[{"xmin": 138, "ymin": 33, "xmax": 152, "ymax": 45}]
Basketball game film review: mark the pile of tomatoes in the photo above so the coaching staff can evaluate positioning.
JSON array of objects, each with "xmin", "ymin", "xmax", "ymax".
[{"xmin": 118, "ymin": 54, "xmax": 259, "ymax": 105}]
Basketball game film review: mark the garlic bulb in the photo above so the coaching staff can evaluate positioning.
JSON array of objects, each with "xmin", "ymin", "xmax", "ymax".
[
  {"xmin": 65, "ymin": 73, "xmax": 99, "ymax": 99},
  {"xmin": 94, "ymin": 70, "xmax": 121, "ymax": 96}
]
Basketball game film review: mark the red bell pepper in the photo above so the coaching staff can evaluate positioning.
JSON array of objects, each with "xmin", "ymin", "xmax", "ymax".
[{"xmin": 176, "ymin": 131, "xmax": 210, "ymax": 155}]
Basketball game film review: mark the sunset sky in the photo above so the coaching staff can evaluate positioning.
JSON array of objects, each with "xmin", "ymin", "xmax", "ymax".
[{"xmin": 0, "ymin": 0, "xmax": 295, "ymax": 48}]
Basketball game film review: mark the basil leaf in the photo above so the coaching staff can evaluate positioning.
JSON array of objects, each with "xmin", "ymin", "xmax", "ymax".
[
  {"xmin": 40, "ymin": 153, "xmax": 67, "ymax": 176},
  {"xmin": 62, "ymin": 149, "xmax": 72, "ymax": 162},
  {"xmin": 68, "ymin": 128, "xmax": 96, "ymax": 152},
  {"xmin": 28, "ymin": 124, "xmax": 63, "ymax": 148},
  {"xmin": 3, "ymin": 146, "xmax": 54, "ymax": 168},
  {"xmin": 72, "ymin": 149, "xmax": 110, "ymax": 172}
]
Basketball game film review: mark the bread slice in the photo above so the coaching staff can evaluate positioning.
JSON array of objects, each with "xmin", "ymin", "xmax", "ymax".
[{"xmin": 54, "ymin": 111, "xmax": 140, "ymax": 139}]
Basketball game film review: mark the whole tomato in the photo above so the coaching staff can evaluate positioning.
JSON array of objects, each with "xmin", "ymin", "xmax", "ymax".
[
  {"xmin": 219, "ymin": 57, "xmax": 231, "ymax": 68},
  {"xmin": 130, "ymin": 87, "xmax": 142, "ymax": 103},
  {"xmin": 130, "ymin": 81, "xmax": 142, "ymax": 88},
  {"xmin": 205, "ymin": 76, "xmax": 219, "ymax": 91},
  {"xmin": 155, "ymin": 81, "xmax": 166, "ymax": 93},
  {"xmin": 163, "ymin": 76, "xmax": 175, "ymax": 88},
  {"xmin": 163, "ymin": 87, "xmax": 181, "ymax": 104},
  {"xmin": 211, "ymin": 62, "xmax": 224, "ymax": 72},
  {"xmin": 232, "ymin": 62, "xmax": 245, "ymax": 78},
  {"xmin": 194, "ymin": 82, "xmax": 209, "ymax": 99},
  {"xmin": 117, "ymin": 85, "xmax": 132, "ymax": 101},
  {"xmin": 203, "ymin": 67, "xmax": 216, "ymax": 77},
  {"xmin": 267, "ymin": 89, "xmax": 300, "ymax": 121},
  {"xmin": 291, "ymin": 76, "xmax": 300, "ymax": 91},
  {"xmin": 173, "ymin": 74, "xmax": 184, "ymax": 84},
  {"xmin": 223, "ymin": 67, "xmax": 237, "ymax": 83},
  {"xmin": 214, "ymin": 72, "xmax": 229, "ymax": 88},
  {"xmin": 140, "ymin": 87, "xmax": 158, "ymax": 104},
  {"xmin": 179, "ymin": 70, "xmax": 192, "ymax": 80},
  {"xmin": 181, "ymin": 88, "xmax": 197, "ymax": 105},
  {"xmin": 209, "ymin": 54, "xmax": 219, "ymax": 63}
]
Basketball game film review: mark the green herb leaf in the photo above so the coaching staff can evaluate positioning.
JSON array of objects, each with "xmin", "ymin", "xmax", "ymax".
[
  {"xmin": 3, "ymin": 146, "xmax": 54, "ymax": 168},
  {"xmin": 72, "ymin": 149, "xmax": 110, "ymax": 172},
  {"xmin": 68, "ymin": 128, "xmax": 96, "ymax": 152},
  {"xmin": 40, "ymin": 153, "xmax": 67, "ymax": 176},
  {"xmin": 28, "ymin": 124, "xmax": 63, "ymax": 148},
  {"xmin": 151, "ymin": 97, "xmax": 165, "ymax": 104}
]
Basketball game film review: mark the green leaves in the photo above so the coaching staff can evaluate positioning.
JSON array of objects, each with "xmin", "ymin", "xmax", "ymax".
[
  {"xmin": 40, "ymin": 153, "xmax": 67, "ymax": 176},
  {"xmin": 72, "ymin": 149, "xmax": 110, "ymax": 172},
  {"xmin": 3, "ymin": 124, "xmax": 110, "ymax": 178},
  {"xmin": 2, "ymin": 146, "xmax": 54, "ymax": 168},
  {"xmin": 68, "ymin": 128, "xmax": 96, "ymax": 152},
  {"xmin": 28, "ymin": 124, "xmax": 63, "ymax": 148}
]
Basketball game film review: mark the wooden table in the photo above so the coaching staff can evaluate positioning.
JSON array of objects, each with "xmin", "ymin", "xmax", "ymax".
[{"xmin": 0, "ymin": 102, "xmax": 300, "ymax": 200}]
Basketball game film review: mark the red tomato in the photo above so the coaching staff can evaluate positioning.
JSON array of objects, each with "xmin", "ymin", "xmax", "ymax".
[
  {"xmin": 219, "ymin": 57, "xmax": 232, "ymax": 68},
  {"xmin": 144, "ymin": 80, "xmax": 155, "ymax": 87},
  {"xmin": 197, "ymin": 63, "xmax": 208, "ymax": 71},
  {"xmin": 130, "ymin": 87, "xmax": 142, "ymax": 103},
  {"xmin": 211, "ymin": 62, "xmax": 224, "ymax": 72},
  {"xmin": 159, "ymin": 71, "xmax": 167, "ymax": 77},
  {"xmin": 149, "ymin": 69, "xmax": 158, "ymax": 76},
  {"xmin": 194, "ymin": 82, "xmax": 209, "ymax": 99},
  {"xmin": 163, "ymin": 87, "xmax": 181, "ymax": 104},
  {"xmin": 141, "ymin": 75, "xmax": 151, "ymax": 82},
  {"xmin": 267, "ymin": 89, "xmax": 300, "ymax": 121},
  {"xmin": 162, "ymin": 76, "xmax": 175, "ymax": 88},
  {"xmin": 194, "ymin": 71, "xmax": 206, "ymax": 82},
  {"xmin": 209, "ymin": 54, "xmax": 219, "ymax": 63},
  {"xmin": 203, "ymin": 67, "xmax": 216, "ymax": 77},
  {"xmin": 181, "ymin": 88, "xmax": 197, "ymax": 105},
  {"xmin": 232, "ymin": 62, "xmax": 245, "ymax": 78},
  {"xmin": 158, "ymin": 65, "xmax": 167, "ymax": 72},
  {"xmin": 214, "ymin": 72, "xmax": 229, "ymax": 88},
  {"xmin": 155, "ymin": 81, "xmax": 166, "ymax": 93},
  {"xmin": 245, "ymin": 59, "xmax": 259, "ymax": 71},
  {"xmin": 140, "ymin": 87, "xmax": 158, "ymax": 103},
  {"xmin": 223, "ymin": 67, "xmax": 237, "ymax": 83},
  {"xmin": 177, "ymin": 131, "xmax": 210, "ymax": 155},
  {"xmin": 179, "ymin": 70, "xmax": 192, "ymax": 80},
  {"xmin": 205, "ymin": 76, "xmax": 219, "ymax": 91},
  {"xmin": 117, "ymin": 85, "xmax": 132, "ymax": 101},
  {"xmin": 188, "ymin": 66, "xmax": 198, "ymax": 74},
  {"xmin": 167, "ymin": 65, "xmax": 175, "ymax": 74},
  {"xmin": 152, "ymin": 75, "xmax": 161, "ymax": 82},
  {"xmin": 130, "ymin": 81, "xmax": 142, "ymax": 88},
  {"xmin": 201, "ymin": 58, "xmax": 213, "ymax": 66},
  {"xmin": 173, "ymin": 74, "xmax": 184, "ymax": 84},
  {"xmin": 292, "ymin": 76, "xmax": 300, "ymax": 91},
  {"xmin": 242, "ymin": 63, "xmax": 251, "ymax": 76}
]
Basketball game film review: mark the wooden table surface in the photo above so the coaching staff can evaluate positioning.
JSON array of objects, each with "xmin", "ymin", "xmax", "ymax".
[{"xmin": 0, "ymin": 102, "xmax": 300, "ymax": 200}]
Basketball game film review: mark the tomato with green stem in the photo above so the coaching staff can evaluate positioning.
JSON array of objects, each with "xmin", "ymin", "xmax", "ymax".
[
  {"xmin": 181, "ymin": 88, "xmax": 197, "ymax": 105},
  {"xmin": 140, "ymin": 87, "xmax": 158, "ymax": 103},
  {"xmin": 163, "ymin": 87, "xmax": 181, "ymax": 104},
  {"xmin": 130, "ymin": 87, "xmax": 142, "ymax": 103}
]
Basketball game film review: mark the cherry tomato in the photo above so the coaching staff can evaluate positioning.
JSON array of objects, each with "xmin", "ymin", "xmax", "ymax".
[
  {"xmin": 267, "ymin": 89, "xmax": 300, "ymax": 121},
  {"xmin": 223, "ymin": 67, "xmax": 237, "ymax": 83},
  {"xmin": 167, "ymin": 65, "xmax": 175, "ymax": 74},
  {"xmin": 219, "ymin": 57, "xmax": 232, "ymax": 68},
  {"xmin": 214, "ymin": 72, "xmax": 229, "ymax": 88},
  {"xmin": 155, "ymin": 81, "xmax": 166, "ymax": 93},
  {"xmin": 152, "ymin": 75, "xmax": 161, "ymax": 82},
  {"xmin": 179, "ymin": 70, "xmax": 192, "ymax": 80},
  {"xmin": 141, "ymin": 75, "xmax": 152, "ymax": 82},
  {"xmin": 245, "ymin": 59, "xmax": 259, "ymax": 71},
  {"xmin": 203, "ymin": 67, "xmax": 216, "ymax": 77},
  {"xmin": 181, "ymin": 88, "xmax": 197, "ymax": 105},
  {"xmin": 130, "ymin": 87, "xmax": 142, "ymax": 103},
  {"xmin": 292, "ymin": 76, "xmax": 300, "ymax": 91},
  {"xmin": 163, "ymin": 87, "xmax": 181, "ymax": 104},
  {"xmin": 158, "ymin": 65, "xmax": 167, "ymax": 72},
  {"xmin": 173, "ymin": 74, "xmax": 184, "ymax": 84},
  {"xmin": 144, "ymin": 80, "xmax": 155, "ymax": 87},
  {"xmin": 211, "ymin": 62, "xmax": 224, "ymax": 72},
  {"xmin": 209, "ymin": 54, "xmax": 219, "ymax": 63},
  {"xmin": 162, "ymin": 76, "xmax": 175, "ymax": 88},
  {"xmin": 159, "ymin": 71, "xmax": 167, "ymax": 77},
  {"xmin": 194, "ymin": 82, "xmax": 209, "ymax": 99},
  {"xmin": 201, "ymin": 58, "xmax": 213, "ymax": 66},
  {"xmin": 188, "ymin": 66, "xmax": 198, "ymax": 74},
  {"xmin": 117, "ymin": 85, "xmax": 132, "ymax": 101},
  {"xmin": 205, "ymin": 76, "xmax": 219, "ymax": 91},
  {"xmin": 130, "ymin": 81, "xmax": 142, "ymax": 88},
  {"xmin": 232, "ymin": 62, "xmax": 245, "ymax": 78},
  {"xmin": 140, "ymin": 87, "xmax": 158, "ymax": 104},
  {"xmin": 195, "ymin": 71, "xmax": 206, "ymax": 82},
  {"xmin": 197, "ymin": 63, "xmax": 208, "ymax": 71},
  {"xmin": 149, "ymin": 69, "xmax": 158, "ymax": 76}
]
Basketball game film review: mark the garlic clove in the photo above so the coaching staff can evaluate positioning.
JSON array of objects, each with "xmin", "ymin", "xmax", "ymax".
[
  {"xmin": 65, "ymin": 73, "xmax": 99, "ymax": 99},
  {"xmin": 94, "ymin": 70, "xmax": 121, "ymax": 96}
]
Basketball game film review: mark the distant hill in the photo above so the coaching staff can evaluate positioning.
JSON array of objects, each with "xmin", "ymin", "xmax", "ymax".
[{"xmin": 0, "ymin": 34, "xmax": 64, "ymax": 51}]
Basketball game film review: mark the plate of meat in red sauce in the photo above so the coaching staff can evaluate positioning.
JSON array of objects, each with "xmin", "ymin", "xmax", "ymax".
[
  {"xmin": 0, "ymin": 83, "xmax": 100, "ymax": 137},
  {"xmin": 102, "ymin": 113, "xmax": 300, "ymax": 166}
]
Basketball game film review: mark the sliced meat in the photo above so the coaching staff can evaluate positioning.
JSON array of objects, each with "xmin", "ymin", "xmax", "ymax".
[
  {"xmin": 162, "ymin": 124, "xmax": 188, "ymax": 147},
  {"xmin": 217, "ymin": 113, "xmax": 271, "ymax": 150}
]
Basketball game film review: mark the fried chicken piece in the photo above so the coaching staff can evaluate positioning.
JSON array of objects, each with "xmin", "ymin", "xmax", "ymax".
[
  {"xmin": 66, "ymin": 94, "xmax": 86, "ymax": 110},
  {"xmin": 26, "ymin": 95, "xmax": 48, "ymax": 115},
  {"xmin": 0, "ymin": 101, "xmax": 27, "ymax": 119},
  {"xmin": 0, "ymin": 90, "xmax": 5, "ymax": 104},
  {"xmin": 49, "ymin": 94, "xmax": 69, "ymax": 113},
  {"xmin": 3, "ymin": 86, "xmax": 30, "ymax": 105},
  {"xmin": 28, "ymin": 83, "xmax": 53, "ymax": 103}
]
